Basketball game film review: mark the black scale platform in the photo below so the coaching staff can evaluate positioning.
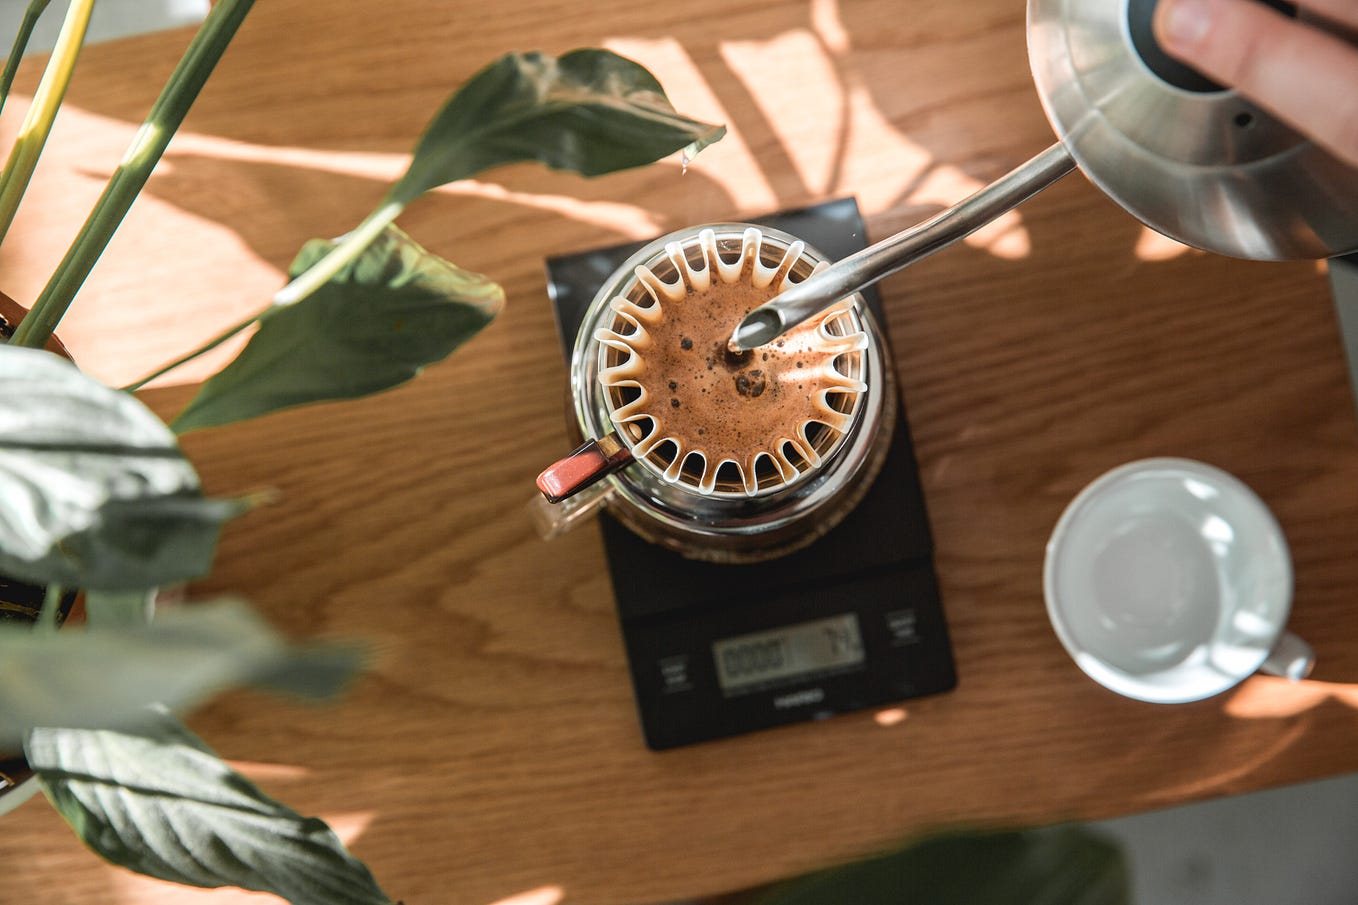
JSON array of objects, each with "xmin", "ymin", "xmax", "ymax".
[{"xmin": 544, "ymin": 198, "xmax": 956, "ymax": 749}]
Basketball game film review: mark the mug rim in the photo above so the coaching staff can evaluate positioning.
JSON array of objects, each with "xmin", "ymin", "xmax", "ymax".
[{"xmin": 1043, "ymin": 457, "xmax": 1295, "ymax": 703}]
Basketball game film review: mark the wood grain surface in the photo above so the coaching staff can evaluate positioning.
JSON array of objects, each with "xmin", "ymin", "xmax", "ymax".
[{"xmin": 3, "ymin": 1, "xmax": 1358, "ymax": 904}]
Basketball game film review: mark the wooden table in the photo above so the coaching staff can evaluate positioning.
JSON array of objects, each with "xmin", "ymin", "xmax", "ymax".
[{"xmin": 4, "ymin": 1, "xmax": 1358, "ymax": 903}]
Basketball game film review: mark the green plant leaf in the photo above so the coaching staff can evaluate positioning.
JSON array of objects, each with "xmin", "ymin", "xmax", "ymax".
[
  {"xmin": 0, "ymin": 598, "xmax": 363, "ymax": 748},
  {"xmin": 28, "ymin": 710, "xmax": 392, "ymax": 905},
  {"xmin": 391, "ymin": 47, "xmax": 726, "ymax": 205},
  {"xmin": 273, "ymin": 48, "xmax": 725, "ymax": 306},
  {"xmin": 0, "ymin": 346, "xmax": 240, "ymax": 590},
  {"xmin": 171, "ymin": 224, "xmax": 503, "ymax": 433},
  {"xmin": 84, "ymin": 588, "xmax": 156, "ymax": 627},
  {"xmin": 750, "ymin": 827, "xmax": 1129, "ymax": 905}
]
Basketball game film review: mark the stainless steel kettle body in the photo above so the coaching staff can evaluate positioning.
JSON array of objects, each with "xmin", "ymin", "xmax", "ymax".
[
  {"xmin": 1028, "ymin": 0, "xmax": 1358, "ymax": 260},
  {"xmin": 727, "ymin": 0, "xmax": 1358, "ymax": 355}
]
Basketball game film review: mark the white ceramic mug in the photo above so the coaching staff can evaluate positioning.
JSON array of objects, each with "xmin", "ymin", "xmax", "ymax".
[{"xmin": 1044, "ymin": 458, "xmax": 1314, "ymax": 703}]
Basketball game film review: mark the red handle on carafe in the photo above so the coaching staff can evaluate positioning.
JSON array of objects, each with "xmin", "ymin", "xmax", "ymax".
[{"xmin": 536, "ymin": 433, "xmax": 634, "ymax": 503}]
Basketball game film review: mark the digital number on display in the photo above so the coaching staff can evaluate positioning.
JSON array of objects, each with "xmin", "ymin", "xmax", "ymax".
[{"xmin": 712, "ymin": 613, "xmax": 865, "ymax": 694}]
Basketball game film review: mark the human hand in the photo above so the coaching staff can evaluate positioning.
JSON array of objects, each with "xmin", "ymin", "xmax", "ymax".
[{"xmin": 1153, "ymin": 0, "xmax": 1358, "ymax": 168}]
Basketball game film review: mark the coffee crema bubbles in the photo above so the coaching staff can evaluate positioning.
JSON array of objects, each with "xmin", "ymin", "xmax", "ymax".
[{"xmin": 595, "ymin": 227, "xmax": 868, "ymax": 496}]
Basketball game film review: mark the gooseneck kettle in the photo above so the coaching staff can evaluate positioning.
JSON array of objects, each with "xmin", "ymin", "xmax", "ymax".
[{"xmin": 732, "ymin": 0, "xmax": 1358, "ymax": 351}]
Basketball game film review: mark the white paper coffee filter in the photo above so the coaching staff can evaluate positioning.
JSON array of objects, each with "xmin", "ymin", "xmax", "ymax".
[{"xmin": 595, "ymin": 227, "xmax": 867, "ymax": 497}]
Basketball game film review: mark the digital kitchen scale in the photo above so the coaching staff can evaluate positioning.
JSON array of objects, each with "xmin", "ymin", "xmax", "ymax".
[{"xmin": 544, "ymin": 198, "xmax": 956, "ymax": 749}]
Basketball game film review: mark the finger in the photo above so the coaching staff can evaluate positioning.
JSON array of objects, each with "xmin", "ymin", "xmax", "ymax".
[{"xmin": 1154, "ymin": 0, "xmax": 1358, "ymax": 169}]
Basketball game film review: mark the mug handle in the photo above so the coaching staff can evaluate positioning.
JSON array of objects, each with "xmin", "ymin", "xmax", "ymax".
[{"xmin": 1261, "ymin": 631, "xmax": 1315, "ymax": 681}]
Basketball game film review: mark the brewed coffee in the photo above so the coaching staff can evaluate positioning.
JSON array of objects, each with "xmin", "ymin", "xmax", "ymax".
[{"xmin": 595, "ymin": 228, "xmax": 867, "ymax": 496}]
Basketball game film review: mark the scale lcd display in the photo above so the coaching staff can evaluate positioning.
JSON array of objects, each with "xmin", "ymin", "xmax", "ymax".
[{"xmin": 713, "ymin": 613, "xmax": 865, "ymax": 693}]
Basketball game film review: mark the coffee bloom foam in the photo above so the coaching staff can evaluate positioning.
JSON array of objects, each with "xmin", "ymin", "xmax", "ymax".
[{"xmin": 595, "ymin": 227, "xmax": 868, "ymax": 496}]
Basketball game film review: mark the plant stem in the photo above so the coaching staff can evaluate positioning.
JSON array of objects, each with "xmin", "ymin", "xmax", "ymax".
[
  {"xmin": 0, "ymin": 0, "xmax": 53, "ymax": 119},
  {"xmin": 123, "ymin": 313, "xmax": 257, "ymax": 392},
  {"xmin": 10, "ymin": 0, "xmax": 256, "ymax": 351},
  {"xmin": 272, "ymin": 200, "xmax": 405, "ymax": 307},
  {"xmin": 36, "ymin": 584, "xmax": 63, "ymax": 633},
  {"xmin": 0, "ymin": 0, "xmax": 92, "ymax": 247}
]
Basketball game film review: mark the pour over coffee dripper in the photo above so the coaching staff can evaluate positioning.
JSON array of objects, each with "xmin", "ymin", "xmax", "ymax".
[{"xmin": 530, "ymin": 224, "xmax": 896, "ymax": 564}]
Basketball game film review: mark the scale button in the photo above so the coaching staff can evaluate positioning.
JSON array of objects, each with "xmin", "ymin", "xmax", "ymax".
[
  {"xmin": 658, "ymin": 654, "xmax": 693, "ymax": 693},
  {"xmin": 886, "ymin": 608, "xmax": 920, "ymax": 645}
]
